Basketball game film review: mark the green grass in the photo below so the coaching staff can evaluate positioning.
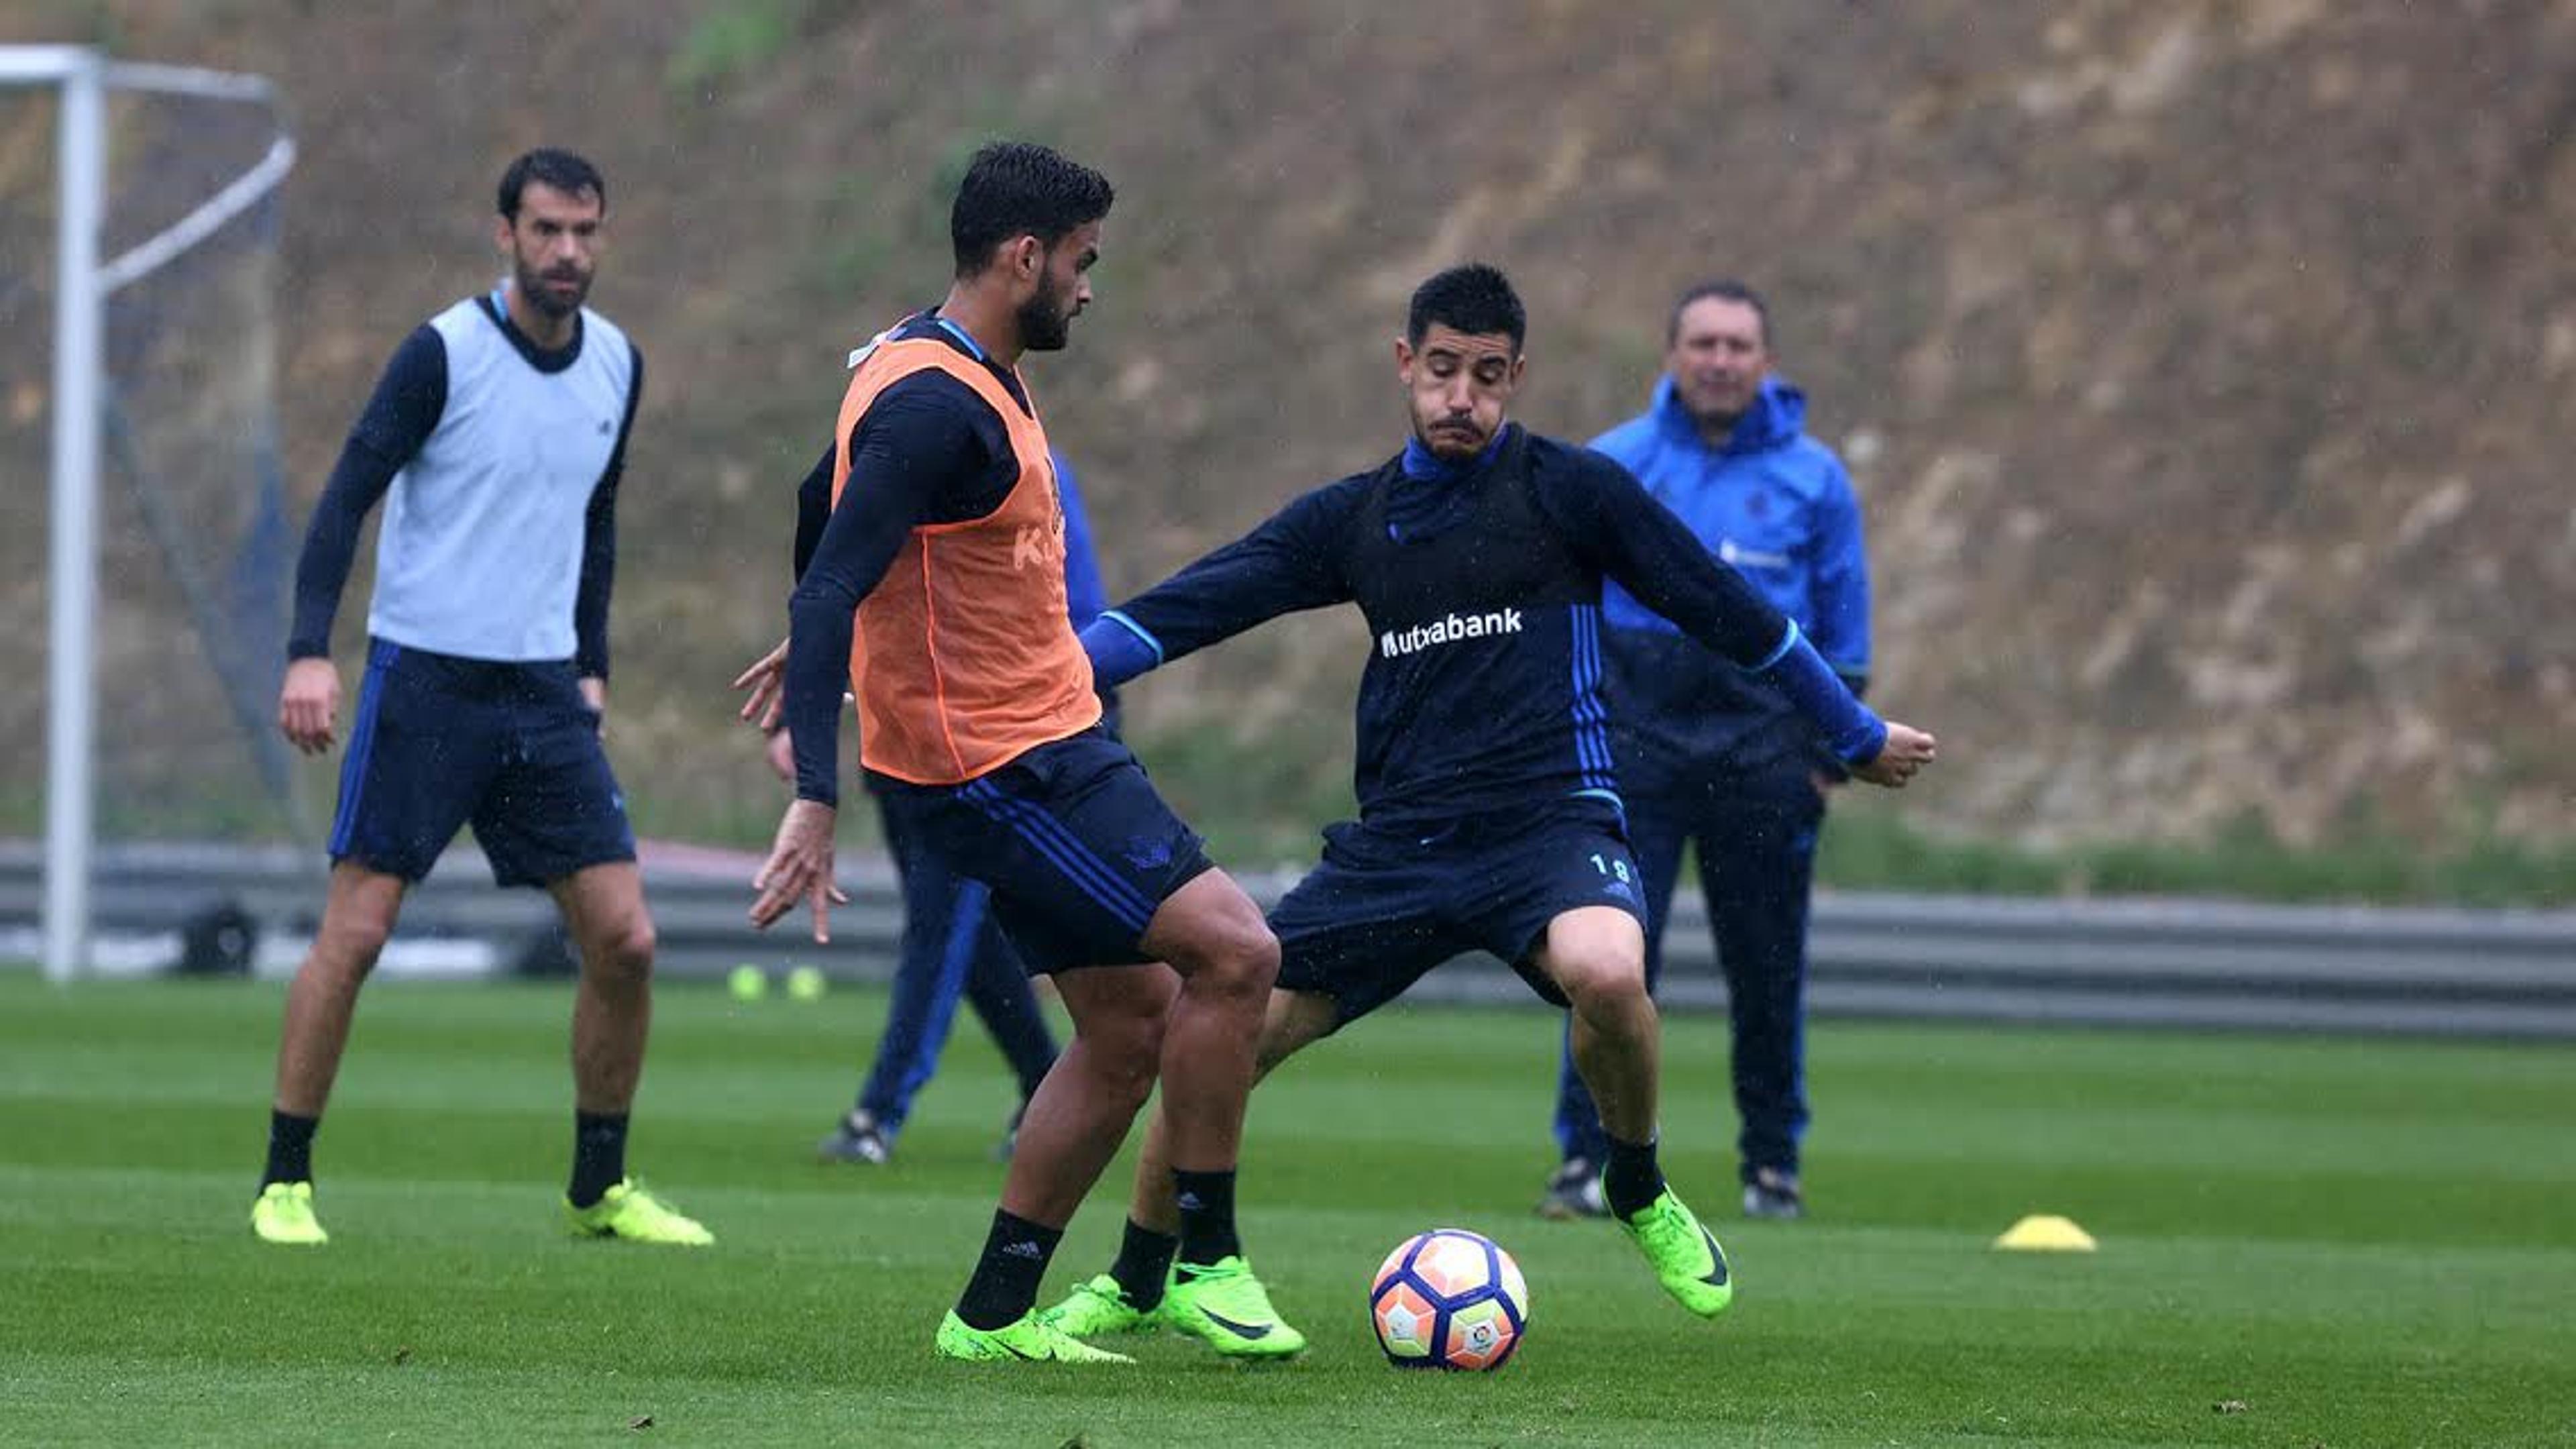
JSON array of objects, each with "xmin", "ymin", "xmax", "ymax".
[
  {"xmin": 1815, "ymin": 804, "xmax": 2576, "ymax": 907},
  {"xmin": 3, "ymin": 975, "xmax": 2573, "ymax": 1446}
]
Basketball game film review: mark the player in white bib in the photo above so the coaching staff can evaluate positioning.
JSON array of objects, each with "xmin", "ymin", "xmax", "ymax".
[{"xmin": 251, "ymin": 150, "xmax": 708, "ymax": 1248}]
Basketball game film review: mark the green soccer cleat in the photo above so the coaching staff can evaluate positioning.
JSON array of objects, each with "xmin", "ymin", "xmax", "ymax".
[
  {"xmin": 1042, "ymin": 1274, "xmax": 1162, "ymax": 1339},
  {"xmin": 1160, "ymin": 1256, "xmax": 1307, "ymax": 1359},
  {"xmin": 1619, "ymin": 1188, "xmax": 1734, "ymax": 1318},
  {"xmin": 564, "ymin": 1178, "xmax": 714, "ymax": 1246},
  {"xmin": 250, "ymin": 1181, "xmax": 328, "ymax": 1246},
  {"xmin": 935, "ymin": 1310, "xmax": 1134, "ymax": 1364}
]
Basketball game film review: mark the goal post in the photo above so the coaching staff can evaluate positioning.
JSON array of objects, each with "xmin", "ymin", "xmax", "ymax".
[{"xmin": 3, "ymin": 46, "xmax": 296, "ymax": 983}]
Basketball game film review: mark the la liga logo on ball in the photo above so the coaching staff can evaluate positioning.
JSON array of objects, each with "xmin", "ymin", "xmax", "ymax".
[{"xmin": 1369, "ymin": 1228, "xmax": 1528, "ymax": 1371}]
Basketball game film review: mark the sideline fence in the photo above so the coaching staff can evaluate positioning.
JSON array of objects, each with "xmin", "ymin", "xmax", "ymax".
[{"xmin": 5, "ymin": 840, "xmax": 2572, "ymax": 1039}]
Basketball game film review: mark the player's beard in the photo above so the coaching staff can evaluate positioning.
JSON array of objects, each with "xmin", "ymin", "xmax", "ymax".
[
  {"xmin": 1016, "ymin": 270, "xmax": 1077, "ymax": 352},
  {"xmin": 515, "ymin": 253, "xmax": 592, "ymax": 321}
]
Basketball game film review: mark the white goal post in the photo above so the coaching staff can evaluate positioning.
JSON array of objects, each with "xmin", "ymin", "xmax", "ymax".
[{"xmin": 3, "ymin": 46, "xmax": 297, "ymax": 983}]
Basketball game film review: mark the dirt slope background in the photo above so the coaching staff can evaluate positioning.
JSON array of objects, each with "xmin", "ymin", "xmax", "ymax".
[{"xmin": 4, "ymin": 0, "xmax": 2572, "ymax": 868}]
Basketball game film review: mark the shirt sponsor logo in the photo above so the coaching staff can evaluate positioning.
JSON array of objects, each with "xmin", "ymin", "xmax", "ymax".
[
  {"xmin": 1014, "ymin": 522, "xmax": 1059, "ymax": 571},
  {"xmin": 1379, "ymin": 608, "xmax": 1523, "ymax": 659}
]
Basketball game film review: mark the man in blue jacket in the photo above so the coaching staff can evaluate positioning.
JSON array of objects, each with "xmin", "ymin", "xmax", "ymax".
[{"xmin": 1541, "ymin": 280, "xmax": 1870, "ymax": 1223}]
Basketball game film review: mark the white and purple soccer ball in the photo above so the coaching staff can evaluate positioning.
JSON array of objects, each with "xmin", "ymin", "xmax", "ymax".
[{"xmin": 1368, "ymin": 1228, "xmax": 1529, "ymax": 1371}]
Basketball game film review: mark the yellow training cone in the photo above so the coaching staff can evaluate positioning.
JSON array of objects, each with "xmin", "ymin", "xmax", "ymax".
[{"xmin": 1994, "ymin": 1214, "xmax": 2097, "ymax": 1252}]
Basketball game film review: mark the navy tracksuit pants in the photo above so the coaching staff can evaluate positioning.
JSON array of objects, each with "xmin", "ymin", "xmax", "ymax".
[{"xmin": 1553, "ymin": 763, "xmax": 1823, "ymax": 1182}]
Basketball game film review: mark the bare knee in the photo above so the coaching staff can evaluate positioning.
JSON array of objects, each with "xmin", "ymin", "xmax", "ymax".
[
  {"xmin": 582, "ymin": 914, "xmax": 657, "ymax": 985},
  {"xmin": 1178, "ymin": 912, "xmax": 1280, "ymax": 1004},
  {"xmin": 1146, "ymin": 873, "xmax": 1281, "ymax": 1000},
  {"xmin": 308, "ymin": 909, "xmax": 393, "ymax": 986},
  {"xmin": 1554, "ymin": 950, "xmax": 1649, "ymax": 1019}
]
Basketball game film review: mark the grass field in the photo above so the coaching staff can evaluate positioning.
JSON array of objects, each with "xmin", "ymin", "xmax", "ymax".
[{"xmin": 3, "ymin": 974, "xmax": 2571, "ymax": 1448}]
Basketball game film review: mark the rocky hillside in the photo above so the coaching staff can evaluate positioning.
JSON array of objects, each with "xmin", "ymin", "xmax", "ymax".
[{"xmin": 4, "ymin": 0, "xmax": 2572, "ymax": 858}]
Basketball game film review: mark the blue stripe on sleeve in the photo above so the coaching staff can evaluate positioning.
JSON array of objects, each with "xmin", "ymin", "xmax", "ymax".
[
  {"xmin": 1761, "ymin": 627, "xmax": 1887, "ymax": 763},
  {"xmin": 1079, "ymin": 610, "xmax": 1166, "ymax": 688},
  {"xmin": 1755, "ymin": 617, "xmax": 1801, "ymax": 671}
]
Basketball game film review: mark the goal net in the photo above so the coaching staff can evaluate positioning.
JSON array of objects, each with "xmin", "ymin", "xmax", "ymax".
[{"xmin": 2, "ymin": 50, "xmax": 297, "ymax": 977}]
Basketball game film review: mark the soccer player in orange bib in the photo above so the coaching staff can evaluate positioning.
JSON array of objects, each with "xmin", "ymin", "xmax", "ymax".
[{"xmin": 741, "ymin": 142, "xmax": 1296, "ymax": 1363}]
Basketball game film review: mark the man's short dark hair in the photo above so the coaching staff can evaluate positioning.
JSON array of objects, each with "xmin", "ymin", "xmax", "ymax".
[
  {"xmin": 950, "ymin": 142, "xmax": 1116, "ymax": 277},
  {"xmin": 1668, "ymin": 278, "xmax": 1770, "ymax": 348},
  {"xmin": 1407, "ymin": 264, "xmax": 1527, "ymax": 354},
  {"xmin": 497, "ymin": 148, "xmax": 606, "ymax": 220}
]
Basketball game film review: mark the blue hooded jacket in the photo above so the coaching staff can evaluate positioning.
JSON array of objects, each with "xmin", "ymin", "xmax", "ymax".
[{"xmin": 1590, "ymin": 374, "xmax": 1871, "ymax": 780}]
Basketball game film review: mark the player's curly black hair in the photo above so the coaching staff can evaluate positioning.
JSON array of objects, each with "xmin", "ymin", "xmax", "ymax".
[
  {"xmin": 496, "ymin": 148, "xmax": 605, "ymax": 220},
  {"xmin": 1407, "ymin": 264, "xmax": 1526, "ymax": 355},
  {"xmin": 950, "ymin": 141, "xmax": 1115, "ymax": 277}
]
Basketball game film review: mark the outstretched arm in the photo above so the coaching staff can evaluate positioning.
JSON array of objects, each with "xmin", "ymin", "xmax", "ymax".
[
  {"xmin": 1079, "ymin": 480, "xmax": 1362, "ymax": 686},
  {"xmin": 1546, "ymin": 454, "xmax": 1923, "ymax": 777}
]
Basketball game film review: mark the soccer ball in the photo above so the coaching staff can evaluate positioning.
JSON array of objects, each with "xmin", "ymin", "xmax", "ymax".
[{"xmin": 1369, "ymin": 1228, "xmax": 1529, "ymax": 1371}]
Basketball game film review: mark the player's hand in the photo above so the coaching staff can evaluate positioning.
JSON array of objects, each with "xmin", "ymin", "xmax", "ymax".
[
  {"xmin": 278, "ymin": 657, "xmax": 341, "ymax": 756},
  {"xmin": 762, "ymin": 727, "xmax": 795, "ymax": 783},
  {"xmin": 1849, "ymin": 721, "xmax": 1937, "ymax": 788},
  {"xmin": 733, "ymin": 638, "xmax": 789, "ymax": 732},
  {"xmin": 751, "ymin": 798, "xmax": 849, "ymax": 942},
  {"xmin": 578, "ymin": 676, "xmax": 608, "ymax": 737}
]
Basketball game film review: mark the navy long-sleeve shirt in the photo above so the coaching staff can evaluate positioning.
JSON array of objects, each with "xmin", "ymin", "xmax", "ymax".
[{"xmin": 1083, "ymin": 425, "xmax": 1872, "ymax": 826}]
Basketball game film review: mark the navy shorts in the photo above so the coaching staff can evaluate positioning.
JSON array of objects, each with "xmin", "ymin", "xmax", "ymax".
[
  {"xmin": 1269, "ymin": 796, "xmax": 1646, "ymax": 1026},
  {"xmin": 328, "ymin": 639, "xmax": 637, "ymax": 888},
  {"xmin": 867, "ymin": 727, "xmax": 1213, "ymax": 975}
]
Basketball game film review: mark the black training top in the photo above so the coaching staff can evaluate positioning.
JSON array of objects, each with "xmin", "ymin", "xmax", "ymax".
[{"xmin": 1092, "ymin": 425, "xmax": 1792, "ymax": 826}]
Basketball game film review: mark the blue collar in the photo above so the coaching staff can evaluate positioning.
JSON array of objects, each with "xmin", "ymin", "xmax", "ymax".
[
  {"xmin": 1400, "ymin": 427, "xmax": 1509, "ymax": 481},
  {"xmin": 932, "ymin": 315, "xmax": 989, "ymax": 363}
]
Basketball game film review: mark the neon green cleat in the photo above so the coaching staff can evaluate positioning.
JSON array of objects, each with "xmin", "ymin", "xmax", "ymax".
[
  {"xmin": 935, "ymin": 1310, "xmax": 1134, "ymax": 1363},
  {"xmin": 251, "ymin": 1181, "xmax": 328, "ymax": 1246},
  {"xmin": 1041, "ymin": 1274, "xmax": 1161, "ymax": 1339},
  {"xmin": 564, "ymin": 1178, "xmax": 713, "ymax": 1246},
  {"xmin": 1161, "ymin": 1256, "xmax": 1307, "ymax": 1359},
  {"xmin": 1619, "ymin": 1188, "xmax": 1734, "ymax": 1318}
]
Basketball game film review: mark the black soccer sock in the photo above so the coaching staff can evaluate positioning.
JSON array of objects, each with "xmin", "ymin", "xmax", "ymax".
[
  {"xmin": 955, "ymin": 1209, "xmax": 1065, "ymax": 1330},
  {"xmin": 262, "ymin": 1110, "xmax": 319, "ymax": 1187},
  {"xmin": 1110, "ymin": 1218, "xmax": 1179, "ymax": 1309},
  {"xmin": 1173, "ymin": 1168, "xmax": 1241, "ymax": 1267},
  {"xmin": 568, "ymin": 1111, "xmax": 630, "ymax": 1209},
  {"xmin": 1603, "ymin": 1132, "xmax": 1666, "ymax": 1221}
]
